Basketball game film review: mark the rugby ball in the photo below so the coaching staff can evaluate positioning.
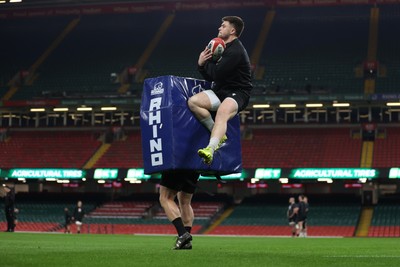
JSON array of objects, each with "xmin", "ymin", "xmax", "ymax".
[{"xmin": 207, "ymin": 37, "xmax": 225, "ymax": 62}]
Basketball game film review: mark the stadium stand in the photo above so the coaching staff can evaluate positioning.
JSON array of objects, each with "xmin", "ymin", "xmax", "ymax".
[
  {"xmin": 90, "ymin": 127, "xmax": 363, "ymax": 169},
  {"xmin": 83, "ymin": 199, "xmax": 224, "ymax": 234},
  {"xmin": 0, "ymin": 193, "xmax": 97, "ymax": 232},
  {"xmin": 258, "ymin": 6, "xmax": 369, "ymax": 95},
  {"xmin": 241, "ymin": 128, "xmax": 362, "ymax": 168},
  {"xmin": 372, "ymin": 127, "xmax": 400, "ymax": 167},
  {"xmin": 209, "ymin": 194, "xmax": 360, "ymax": 237},
  {"xmin": 3, "ymin": 4, "xmax": 400, "ymax": 100},
  {"xmin": 87, "ymin": 201, "xmax": 153, "ymax": 219},
  {"xmin": 0, "ymin": 16, "xmax": 73, "ymax": 86},
  {"xmin": 0, "ymin": 131, "xmax": 102, "ymax": 168},
  {"xmin": 0, "ymin": 192, "xmax": 229, "ymax": 235},
  {"xmin": 93, "ymin": 130, "xmax": 143, "ymax": 168},
  {"xmin": 2, "ymin": 5, "xmax": 394, "ymax": 99},
  {"xmin": 375, "ymin": 5, "xmax": 400, "ymax": 93},
  {"xmin": 11, "ymin": 12, "xmax": 168, "ymax": 99},
  {"xmin": 0, "ymin": 127, "xmax": 363, "ymax": 169},
  {"xmin": 368, "ymin": 196, "xmax": 400, "ymax": 237}
]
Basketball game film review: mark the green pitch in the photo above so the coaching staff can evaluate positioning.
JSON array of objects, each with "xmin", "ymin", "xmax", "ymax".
[{"xmin": 1, "ymin": 233, "xmax": 399, "ymax": 267}]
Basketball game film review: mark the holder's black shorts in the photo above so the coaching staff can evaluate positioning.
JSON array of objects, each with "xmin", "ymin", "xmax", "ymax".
[{"xmin": 160, "ymin": 170, "xmax": 200, "ymax": 194}]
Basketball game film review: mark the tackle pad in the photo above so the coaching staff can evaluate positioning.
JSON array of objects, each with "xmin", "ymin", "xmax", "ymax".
[{"xmin": 140, "ymin": 75, "xmax": 242, "ymax": 176}]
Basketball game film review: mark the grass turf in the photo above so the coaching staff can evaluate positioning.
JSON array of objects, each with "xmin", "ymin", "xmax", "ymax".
[{"xmin": 1, "ymin": 233, "xmax": 399, "ymax": 267}]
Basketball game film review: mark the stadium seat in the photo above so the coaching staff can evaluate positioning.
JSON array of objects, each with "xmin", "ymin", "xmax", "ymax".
[
  {"xmin": 258, "ymin": 6, "xmax": 368, "ymax": 95},
  {"xmin": 0, "ymin": 131, "xmax": 102, "ymax": 168},
  {"xmin": 241, "ymin": 128, "xmax": 362, "ymax": 168}
]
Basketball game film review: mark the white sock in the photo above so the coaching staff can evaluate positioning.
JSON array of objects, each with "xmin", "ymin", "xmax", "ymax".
[
  {"xmin": 208, "ymin": 137, "xmax": 220, "ymax": 151},
  {"xmin": 200, "ymin": 116, "xmax": 214, "ymax": 132}
]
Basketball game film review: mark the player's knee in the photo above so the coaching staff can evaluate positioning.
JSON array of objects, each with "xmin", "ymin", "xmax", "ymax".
[
  {"xmin": 187, "ymin": 97, "xmax": 198, "ymax": 111},
  {"xmin": 178, "ymin": 192, "xmax": 193, "ymax": 205}
]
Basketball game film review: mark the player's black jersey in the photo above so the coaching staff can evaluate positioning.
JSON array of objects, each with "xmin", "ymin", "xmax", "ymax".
[
  {"xmin": 65, "ymin": 212, "xmax": 72, "ymax": 224},
  {"xmin": 298, "ymin": 201, "xmax": 307, "ymax": 219},
  {"xmin": 4, "ymin": 188, "xmax": 15, "ymax": 210},
  {"xmin": 73, "ymin": 207, "xmax": 84, "ymax": 221},
  {"xmin": 198, "ymin": 38, "xmax": 253, "ymax": 95},
  {"xmin": 288, "ymin": 203, "xmax": 298, "ymax": 220}
]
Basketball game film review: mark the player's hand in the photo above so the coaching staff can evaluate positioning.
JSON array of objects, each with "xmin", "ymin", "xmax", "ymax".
[{"xmin": 198, "ymin": 47, "xmax": 212, "ymax": 66}]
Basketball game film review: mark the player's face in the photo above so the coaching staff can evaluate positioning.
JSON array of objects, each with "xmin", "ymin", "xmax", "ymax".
[{"xmin": 218, "ymin": 21, "xmax": 235, "ymax": 40}]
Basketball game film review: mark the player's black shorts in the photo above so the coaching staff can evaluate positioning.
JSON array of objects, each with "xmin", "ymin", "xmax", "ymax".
[
  {"xmin": 160, "ymin": 170, "xmax": 200, "ymax": 194},
  {"xmin": 297, "ymin": 216, "xmax": 306, "ymax": 222},
  {"xmin": 215, "ymin": 88, "xmax": 250, "ymax": 112}
]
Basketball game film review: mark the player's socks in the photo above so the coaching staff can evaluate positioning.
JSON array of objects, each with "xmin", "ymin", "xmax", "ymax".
[
  {"xmin": 185, "ymin": 226, "xmax": 192, "ymax": 234},
  {"xmin": 200, "ymin": 116, "xmax": 215, "ymax": 132},
  {"xmin": 172, "ymin": 217, "xmax": 186, "ymax": 237},
  {"xmin": 208, "ymin": 137, "xmax": 220, "ymax": 150}
]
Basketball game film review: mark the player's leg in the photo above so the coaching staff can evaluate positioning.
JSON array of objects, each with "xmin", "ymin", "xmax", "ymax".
[
  {"xmin": 178, "ymin": 191, "xmax": 194, "ymax": 233},
  {"xmin": 212, "ymin": 97, "xmax": 237, "ymax": 142},
  {"xmin": 76, "ymin": 221, "xmax": 82, "ymax": 234},
  {"xmin": 187, "ymin": 91, "xmax": 218, "ymax": 132},
  {"xmin": 5, "ymin": 210, "xmax": 12, "ymax": 232},
  {"xmin": 177, "ymin": 191, "xmax": 194, "ymax": 250},
  {"xmin": 159, "ymin": 185, "xmax": 191, "ymax": 249},
  {"xmin": 12, "ymin": 217, "xmax": 17, "ymax": 232},
  {"xmin": 159, "ymin": 185, "xmax": 181, "ymax": 222},
  {"xmin": 297, "ymin": 221, "xmax": 304, "ymax": 237},
  {"xmin": 289, "ymin": 221, "xmax": 296, "ymax": 237},
  {"xmin": 302, "ymin": 220, "xmax": 307, "ymax": 237},
  {"xmin": 198, "ymin": 97, "xmax": 237, "ymax": 164}
]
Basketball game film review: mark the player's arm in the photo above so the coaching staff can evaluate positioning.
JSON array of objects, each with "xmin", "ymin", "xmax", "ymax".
[{"xmin": 198, "ymin": 47, "xmax": 213, "ymax": 81}]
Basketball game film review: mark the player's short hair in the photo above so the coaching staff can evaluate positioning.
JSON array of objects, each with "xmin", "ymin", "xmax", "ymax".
[{"xmin": 222, "ymin": 16, "xmax": 244, "ymax": 37}]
